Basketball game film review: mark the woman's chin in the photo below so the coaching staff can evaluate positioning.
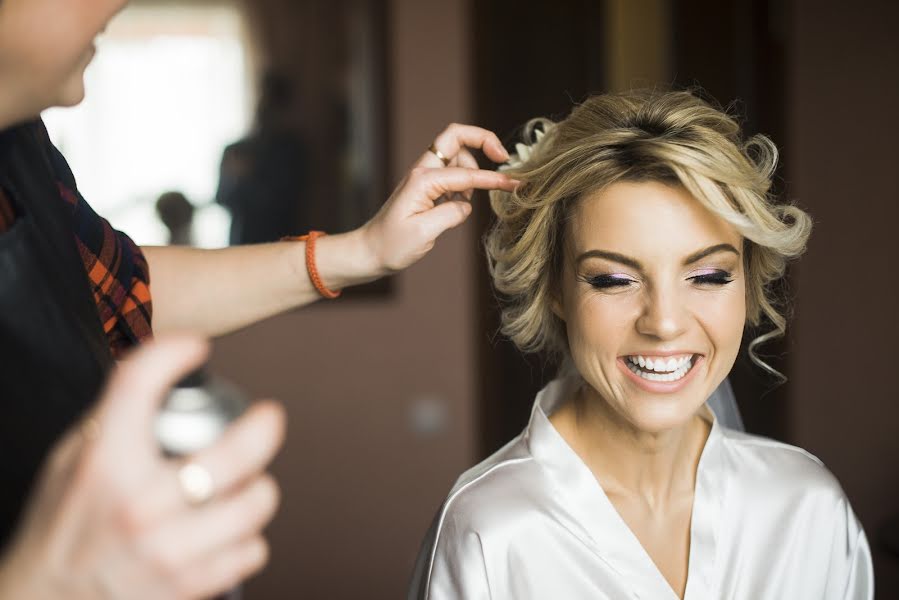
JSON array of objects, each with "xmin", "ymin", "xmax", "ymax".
[{"xmin": 622, "ymin": 395, "xmax": 705, "ymax": 434}]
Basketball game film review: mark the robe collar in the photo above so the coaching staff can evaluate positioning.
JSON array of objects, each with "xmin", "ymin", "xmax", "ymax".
[{"xmin": 524, "ymin": 377, "xmax": 724, "ymax": 599}]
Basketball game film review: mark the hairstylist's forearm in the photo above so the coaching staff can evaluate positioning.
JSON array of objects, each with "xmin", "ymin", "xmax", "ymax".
[{"xmin": 144, "ymin": 227, "xmax": 379, "ymax": 337}]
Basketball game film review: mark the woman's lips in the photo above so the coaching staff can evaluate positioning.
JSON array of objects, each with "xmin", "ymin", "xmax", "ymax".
[{"xmin": 617, "ymin": 354, "xmax": 704, "ymax": 393}]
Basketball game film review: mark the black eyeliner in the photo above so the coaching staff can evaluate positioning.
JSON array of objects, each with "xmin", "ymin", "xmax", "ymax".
[
  {"xmin": 690, "ymin": 270, "xmax": 734, "ymax": 285},
  {"xmin": 582, "ymin": 274, "xmax": 634, "ymax": 289}
]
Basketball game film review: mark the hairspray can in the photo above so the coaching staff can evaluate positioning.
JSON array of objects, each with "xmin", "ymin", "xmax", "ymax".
[{"xmin": 155, "ymin": 368, "xmax": 249, "ymax": 600}]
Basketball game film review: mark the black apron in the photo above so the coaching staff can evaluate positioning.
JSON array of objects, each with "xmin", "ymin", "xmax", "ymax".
[{"xmin": 0, "ymin": 122, "xmax": 113, "ymax": 549}]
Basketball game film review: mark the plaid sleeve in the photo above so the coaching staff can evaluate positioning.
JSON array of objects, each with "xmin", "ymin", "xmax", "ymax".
[
  {"xmin": 39, "ymin": 125, "xmax": 153, "ymax": 357},
  {"xmin": 57, "ymin": 183, "xmax": 153, "ymax": 356}
]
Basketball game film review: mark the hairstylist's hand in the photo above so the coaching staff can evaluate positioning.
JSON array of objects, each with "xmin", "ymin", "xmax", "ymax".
[
  {"xmin": 0, "ymin": 337, "xmax": 286, "ymax": 600},
  {"xmin": 360, "ymin": 123, "xmax": 518, "ymax": 273}
]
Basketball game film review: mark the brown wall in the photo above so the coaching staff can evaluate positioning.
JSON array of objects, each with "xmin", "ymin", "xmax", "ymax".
[
  {"xmin": 788, "ymin": 0, "xmax": 899, "ymax": 593},
  {"xmin": 210, "ymin": 0, "xmax": 477, "ymax": 597}
]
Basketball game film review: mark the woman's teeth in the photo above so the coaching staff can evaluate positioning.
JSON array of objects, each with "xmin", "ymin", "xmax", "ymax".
[{"xmin": 626, "ymin": 355, "xmax": 695, "ymax": 382}]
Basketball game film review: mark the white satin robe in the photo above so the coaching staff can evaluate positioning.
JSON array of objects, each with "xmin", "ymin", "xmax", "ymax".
[{"xmin": 408, "ymin": 378, "xmax": 873, "ymax": 600}]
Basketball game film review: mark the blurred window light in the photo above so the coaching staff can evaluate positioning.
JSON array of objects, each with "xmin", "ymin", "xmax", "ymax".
[{"xmin": 43, "ymin": 2, "xmax": 255, "ymax": 248}]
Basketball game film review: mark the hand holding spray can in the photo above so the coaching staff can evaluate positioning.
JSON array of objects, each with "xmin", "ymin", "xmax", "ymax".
[{"xmin": 155, "ymin": 368, "xmax": 249, "ymax": 600}]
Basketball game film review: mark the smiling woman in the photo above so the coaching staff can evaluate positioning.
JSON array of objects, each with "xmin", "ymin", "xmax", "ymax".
[
  {"xmin": 556, "ymin": 180, "xmax": 747, "ymax": 433},
  {"xmin": 408, "ymin": 90, "xmax": 873, "ymax": 600}
]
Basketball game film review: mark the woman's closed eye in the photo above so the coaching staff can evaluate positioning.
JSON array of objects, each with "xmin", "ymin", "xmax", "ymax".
[
  {"xmin": 583, "ymin": 269, "xmax": 735, "ymax": 290},
  {"xmin": 689, "ymin": 269, "xmax": 734, "ymax": 286},
  {"xmin": 583, "ymin": 274, "xmax": 636, "ymax": 289}
]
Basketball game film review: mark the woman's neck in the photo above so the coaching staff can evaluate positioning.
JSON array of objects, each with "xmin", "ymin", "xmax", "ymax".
[{"xmin": 550, "ymin": 382, "xmax": 710, "ymax": 510}]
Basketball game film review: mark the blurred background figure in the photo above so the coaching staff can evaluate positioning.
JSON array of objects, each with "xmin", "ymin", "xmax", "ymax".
[
  {"xmin": 216, "ymin": 71, "xmax": 309, "ymax": 245},
  {"xmin": 40, "ymin": 0, "xmax": 898, "ymax": 598},
  {"xmin": 155, "ymin": 191, "xmax": 195, "ymax": 245},
  {"xmin": 42, "ymin": 2, "xmax": 242, "ymax": 249}
]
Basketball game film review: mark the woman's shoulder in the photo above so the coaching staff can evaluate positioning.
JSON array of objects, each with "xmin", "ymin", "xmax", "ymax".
[
  {"xmin": 713, "ymin": 428, "xmax": 872, "ymax": 598},
  {"xmin": 717, "ymin": 427, "xmax": 847, "ymax": 504},
  {"xmin": 439, "ymin": 434, "xmax": 546, "ymax": 531},
  {"xmin": 407, "ymin": 434, "xmax": 549, "ymax": 598}
]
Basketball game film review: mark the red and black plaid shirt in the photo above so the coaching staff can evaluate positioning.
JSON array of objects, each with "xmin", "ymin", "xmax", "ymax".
[{"xmin": 0, "ymin": 122, "xmax": 152, "ymax": 358}]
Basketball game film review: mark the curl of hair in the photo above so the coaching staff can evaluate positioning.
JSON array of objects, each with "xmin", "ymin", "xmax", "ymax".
[{"xmin": 485, "ymin": 89, "xmax": 812, "ymax": 379}]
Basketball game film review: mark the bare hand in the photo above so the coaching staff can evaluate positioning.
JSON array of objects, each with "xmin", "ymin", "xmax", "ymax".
[
  {"xmin": 360, "ymin": 123, "xmax": 518, "ymax": 273},
  {"xmin": 0, "ymin": 336, "xmax": 286, "ymax": 600}
]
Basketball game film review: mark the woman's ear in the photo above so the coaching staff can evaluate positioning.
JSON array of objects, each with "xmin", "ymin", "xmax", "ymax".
[
  {"xmin": 550, "ymin": 292, "xmax": 566, "ymax": 322},
  {"xmin": 549, "ymin": 259, "xmax": 567, "ymax": 322}
]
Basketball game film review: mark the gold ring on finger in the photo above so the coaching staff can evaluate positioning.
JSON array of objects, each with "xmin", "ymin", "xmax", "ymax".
[
  {"xmin": 177, "ymin": 461, "xmax": 215, "ymax": 507},
  {"xmin": 428, "ymin": 143, "xmax": 451, "ymax": 166}
]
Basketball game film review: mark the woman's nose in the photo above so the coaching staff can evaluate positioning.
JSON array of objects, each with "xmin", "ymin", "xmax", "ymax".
[{"xmin": 635, "ymin": 287, "xmax": 688, "ymax": 341}]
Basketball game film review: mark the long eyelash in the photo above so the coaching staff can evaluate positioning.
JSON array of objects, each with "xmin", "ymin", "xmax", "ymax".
[
  {"xmin": 691, "ymin": 272, "xmax": 734, "ymax": 285},
  {"xmin": 584, "ymin": 274, "xmax": 633, "ymax": 289}
]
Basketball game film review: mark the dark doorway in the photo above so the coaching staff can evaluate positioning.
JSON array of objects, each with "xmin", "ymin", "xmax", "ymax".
[{"xmin": 471, "ymin": 0, "xmax": 606, "ymax": 456}]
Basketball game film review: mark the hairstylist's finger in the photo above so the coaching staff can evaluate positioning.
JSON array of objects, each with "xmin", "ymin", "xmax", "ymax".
[
  {"xmin": 178, "ymin": 535, "xmax": 269, "ymax": 600},
  {"xmin": 96, "ymin": 336, "xmax": 209, "ymax": 448},
  {"xmin": 416, "ymin": 124, "xmax": 509, "ymax": 168},
  {"xmin": 454, "ymin": 147, "xmax": 479, "ymax": 170},
  {"xmin": 189, "ymin": 401, "xmax": 286, "ymax": 497},
  {"xmin": 413, "ymin": 167, "xmax": 518, "ymax": 202},
  {"xmin": 418, "ymin": 200, "xmax": 473, "ymax": 239},
  {"xmin": 117, "ymin": 400, "xmax": 284, "ymax": 526},
  {"xmin": 145, "ymin": 475, "xmax": 279, "ymax": 567},
  {"xmin": 435, "ymin": 124, "xmax": 509, "ymax": 163},
  {"xmin": 453, "ymin": 148, "xmax": 479, "ymax": 200}
]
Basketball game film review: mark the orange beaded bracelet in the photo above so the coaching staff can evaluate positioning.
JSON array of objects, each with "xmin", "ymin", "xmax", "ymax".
[{"xmin": 285, "ymin": 231, "xmax": 341, "ymax": 299}]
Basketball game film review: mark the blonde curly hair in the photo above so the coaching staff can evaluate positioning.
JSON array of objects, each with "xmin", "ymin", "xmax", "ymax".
[{"xmin": 485, "ymin": 89, "xmax": 812, "ymax": 377}]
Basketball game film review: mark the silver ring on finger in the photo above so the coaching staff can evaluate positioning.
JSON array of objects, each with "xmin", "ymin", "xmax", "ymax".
[
  {"xmin": 177, "ymin": 461, "xmax": 215, "ymax": 507},
  {"xmin": 428, "ymin": 143, "xmax": 451, "ymax": 167}
]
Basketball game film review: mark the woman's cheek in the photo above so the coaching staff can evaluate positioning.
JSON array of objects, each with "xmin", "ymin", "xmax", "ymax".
[
  {"xmin": 692, "ymin": 284, "xmax": 746, "ymax": 364},
  {"xmin": 570, "ymin": 294, "xmax": 631, "ymax": 356}
]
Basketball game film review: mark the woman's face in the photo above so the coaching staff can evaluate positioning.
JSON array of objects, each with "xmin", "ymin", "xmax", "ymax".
[
  {"xmin": 0, "ymin": 0, "xmax": 128, "ymax": 120},
  {"xmin": 556, "ymin": 180, "xmax": 746, "ymax": 434}
]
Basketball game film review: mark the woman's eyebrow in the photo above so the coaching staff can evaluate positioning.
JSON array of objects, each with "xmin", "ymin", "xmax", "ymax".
[
  {"xmin": 683, "ymin": 243, "xmax": 740, "ymax": 265},
  {"xmin": 575, "ymin": 250, "xmax": 642, "ymax": 270},
  {"xmin": 574, "ymin": 243, "xmax": 740, "ymax": 270}
]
